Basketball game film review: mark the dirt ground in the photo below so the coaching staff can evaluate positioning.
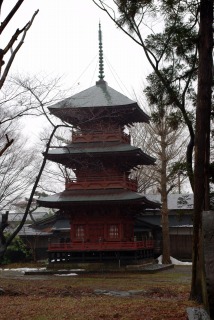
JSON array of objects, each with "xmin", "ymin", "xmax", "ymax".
[{"xmin": 0, "ymin": 265, "xmax": 200, "ymax": 320}]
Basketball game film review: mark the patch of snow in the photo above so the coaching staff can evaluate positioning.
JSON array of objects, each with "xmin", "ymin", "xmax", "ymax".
[
  {"xmin": 54, "ymin": 273, "xmax": 77, "ymax": 276},
  {"xmin": 0, "ymin": 267, "xmax": 46, "ymax": 273},
  {"xmin": 170, "ymin": 225, "xmax": 193, "ymax": 228},
  {"xmin": 51, "ymin": 259, "xmax": 61, "ymax": 262},
  {"xmin": 157, "ymin": 255, "xmax": 192, "ymax": 265},
  {"xmin": 58, "ymin": 269, "xmax": 84, "ymax": 272}
]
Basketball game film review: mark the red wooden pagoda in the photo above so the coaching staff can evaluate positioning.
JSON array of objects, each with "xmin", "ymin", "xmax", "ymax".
[{"xmin": 37, "ymin": 24, "xmax": 159, "ymax": 263}]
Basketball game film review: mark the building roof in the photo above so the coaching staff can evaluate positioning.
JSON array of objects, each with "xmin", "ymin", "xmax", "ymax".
[
  {"xmin": 50, "ymin": 81, "xmax": 136, "ymax": 109},
  {"xmin": 52, "ymin": 219, "xmax": 70, "ymax": 231},
  {"xmin": 7, "ymin": 208, "xmax": 51, "ymax": 223},
  {"xmin": 145, "ymin": 194, "xmax": 193, "ymax": 210},
  {"xmin": 141, "ymin": 194, "xmax": 193, "ymax": 227},
  {"xmin": 142, "ymin": 213, "xmax": 193, "ymax": 227},
  {"xmin": 11, "ymin": 224, "xmax": 51, "ymax": 237},
  {"xmin": 48, "ymin": 81, "xmax": 149, "ymax": 125},
  {"xmin": 45, "ymin": 142, "xmax": 155, "ymax": 168},
  {"xmin": 37, "ymin": 189, "xmax": 160, "ymax": 209}
]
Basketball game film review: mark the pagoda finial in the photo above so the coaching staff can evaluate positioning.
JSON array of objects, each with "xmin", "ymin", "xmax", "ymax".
[{"xmin": 98, "ymin": 22, "xmax": 105, "ymax": 81}]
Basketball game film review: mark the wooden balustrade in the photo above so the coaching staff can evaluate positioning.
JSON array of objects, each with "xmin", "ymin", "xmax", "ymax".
[
  {"xmin": 72, "ymin": 130, "xmax": 130, "ymax": 143},
  {"xmin": 65, "ymin": 175, "xmax": 137, "ymax": 191},
  {"xmin": 48, "ymin": 240, "xmax": 154, "ymax": 252}
]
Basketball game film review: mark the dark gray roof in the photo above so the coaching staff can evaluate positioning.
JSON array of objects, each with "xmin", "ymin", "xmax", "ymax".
[
  {"xmin": 48, "ymin": 143, "xmax": 154, "ymax": 161},
  {"xmin": 52, "ymin": 219, "xmax": 70, "ymax": 230},
  {"xmin": 142, "ymin": 213, "xmax": 193, "ymax": 227},
  {"xmin": 49, "ymin": 81, "xmax": 136, "ymax": 109},
  {"xmin": 15, "ymin": 225, "xmax": 51, "ymax": 237},
  {"xmin": 145, "ymin": 194, "xmax": 193, "ymax": 210},
  {"xmin": 48, "ymin": 143, "xmax": 141, "ymax": 155},
  {"xmin": 38, "ymin": 189, "xmax": 160, "ymax": 209},
  {"xmin": 45, "ymin": 143, "xmax": 155, "ymax": 168},
  {"xmin": 48, "ymin": 81, "xmax": 150, "ymax": 125}
]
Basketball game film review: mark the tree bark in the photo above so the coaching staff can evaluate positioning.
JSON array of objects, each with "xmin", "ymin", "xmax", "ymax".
[
  {"xmin": 0, "ymin": 211, "xmax": 9, "ymax": 257},
  {"xmin": 190, "ymin": 0, "xmax": 213, "ymax": 307},
  {"xmin": 160, "ymin": 131, "xmax": 171, "ymax": 264}
]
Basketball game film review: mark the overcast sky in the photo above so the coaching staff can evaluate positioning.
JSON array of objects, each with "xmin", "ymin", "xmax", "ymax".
[{"xmin": 3, "ymin": 0, "xmax": 151, "ymax": 99}]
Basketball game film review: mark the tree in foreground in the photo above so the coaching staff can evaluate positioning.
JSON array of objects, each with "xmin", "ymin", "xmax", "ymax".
[
  {"xmin": 0, "ymin": 75, "xmax": 72, "ymax": 260},
  {"xmin": 190, "ymin": 0, "xmax": 213, "ymax": 310},
  {"xmin": 0, "ymin": 1, "xmax": 38, "ymax": 156}
]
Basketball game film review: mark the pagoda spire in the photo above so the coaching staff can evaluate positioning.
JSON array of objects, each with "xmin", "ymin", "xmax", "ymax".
[{"xmin": 98, "ymin": 22, "xmax": 105, "ymax": 81}]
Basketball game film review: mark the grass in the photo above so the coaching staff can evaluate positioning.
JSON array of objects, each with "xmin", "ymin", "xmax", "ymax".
[{"xmin": 0, "ymin": 264, "xmax": 200, "ymax": 320}]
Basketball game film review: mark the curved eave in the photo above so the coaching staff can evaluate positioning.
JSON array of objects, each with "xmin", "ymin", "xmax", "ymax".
[
  {"xmin": 44, "ymin": 145, "xmax": 156, "ymax": 167},
  {"xmin": 37, "ymin": 190, "xmax": 160, "ymax": 209},
  {"xmin": 48, "ymin": 103, "xmax": 149, "ymax": 126},
  {"xmin": 48, "ymin": 81, "xmax": 149, "ymax": 125}
]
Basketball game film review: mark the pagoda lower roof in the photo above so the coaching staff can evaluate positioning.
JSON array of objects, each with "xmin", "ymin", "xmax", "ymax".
[
  {"xmin": 37, "ymin": 189, "xmax": 160, "ymax": 209},
  {"xmin": 45, "ymin": 142, "xmax": 155, "ymax": 167}
]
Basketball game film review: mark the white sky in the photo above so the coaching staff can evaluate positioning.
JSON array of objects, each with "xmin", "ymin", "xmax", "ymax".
[
  {"xmin": 2, "ymin": 0, "xmax": 151, "ymax": 99},
  {"xmin": 1, "ymin": 2, "xmax": 192, "ymax": 199}
]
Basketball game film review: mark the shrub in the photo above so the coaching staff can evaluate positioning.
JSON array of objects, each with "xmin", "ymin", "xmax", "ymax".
[{"xmin": 1, "ymin": 234, "xmax": 32, "ymax": 264}]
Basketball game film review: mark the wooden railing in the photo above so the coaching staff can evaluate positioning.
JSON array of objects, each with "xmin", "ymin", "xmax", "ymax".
[
  {"xmin": 72, "ymin": 129, "xmax": 130, "ymax": 144},
  {"xmin": 65, "ymin": 175, "xmax": 137, "ymax": 191},
  {"xmin": 48, "ymin": 240, "xmax": 154, "ymax": 252}
]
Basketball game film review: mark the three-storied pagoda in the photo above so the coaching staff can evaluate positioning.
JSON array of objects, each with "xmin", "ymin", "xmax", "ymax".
[{"xmin": 38, "ymin": 24, "xmax": 159, "ymax": 263}]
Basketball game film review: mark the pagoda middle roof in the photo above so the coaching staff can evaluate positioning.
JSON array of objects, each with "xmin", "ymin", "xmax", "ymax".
[
  {"xmin": 45, "ymin": 142, "xmax": 155, "ymax": 166},
  {"xmin": 48, "ymin": 81, "xmax": 149, "ymax": 125},
  {"xmin": 37, "ymin": 189, "xmax": 160, "ymax": 210}
]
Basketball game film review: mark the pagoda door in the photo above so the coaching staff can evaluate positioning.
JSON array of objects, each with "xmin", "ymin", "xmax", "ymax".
[{"xmin": 88, "ymin": 224, "xmax": 104, "ymax": 242}]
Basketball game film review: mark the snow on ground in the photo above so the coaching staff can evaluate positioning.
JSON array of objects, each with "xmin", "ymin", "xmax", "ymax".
[
  {"xmin": 0, "ymin": 257, "xmax": 192, "ymax": 274},
  {"xmin": 54, "ymin": 273, "xmax": 77, "ymax": 276},
  {"xmin": 158, "ymin": 255, "xmax": 192, "ymax": 265},
  {"xmin": 0, "ymin": 267, "xmax": 46, "ymax": 273},
  {"xmin": 0, "ymin": 267, "xmax": 83, "ymax": 275}
]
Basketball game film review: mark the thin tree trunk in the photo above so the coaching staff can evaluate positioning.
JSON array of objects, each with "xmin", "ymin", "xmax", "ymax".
[
  {"xmin": 190, "ymin": 0, "xmax": 213, "ymax": 307},
  {"xmin": 0, "ymin": 125, "xmax": 68, "ymax": 260},
  {"xmin": 161, "ymin": 194, "xmax": 170, "ymax": 264},
  {"xmin": 160, "ymin": 131, "xmax": 171, "ymax": 264}
]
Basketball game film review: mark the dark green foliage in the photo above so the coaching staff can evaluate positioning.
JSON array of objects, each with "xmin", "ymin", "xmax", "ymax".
[
  {"xmin": 116, "ymin": 0, "xmax": 154, "ymax": 17},
  {"xmin": 115, "ymin": 0, "xmax": 155, "ymax": 30},
  {"xmin": 0, "ymin": 234, "xmax": 31, "ymax": 264},
  {"xmin": 169, "ymin": 161, "xmax": 188, "ymax": 177}
]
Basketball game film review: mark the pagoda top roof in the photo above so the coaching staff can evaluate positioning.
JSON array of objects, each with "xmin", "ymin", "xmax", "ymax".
[
  {"xmin": 50, "ymin": 81, "xmax": 135, "ymax": 109},
  {"xmin": 48, "ymin": 81, "xmax": 149, "ymax": 125},
  {"xmin": 37, "ymin": 189, "xmax": 160, "ymax": 210}
]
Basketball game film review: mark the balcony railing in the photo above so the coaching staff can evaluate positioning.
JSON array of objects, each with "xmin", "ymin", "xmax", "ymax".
[
  {"xmin": 65, "ymin": 175, "xmax": 137, "ymax": 191},
  {"xmin": 48, "ymin": 240, "xmax": 154, "ymax": 252},
  {"xmin": 72, "ymin": 129, "xmax": 130, "ymax": 144}
]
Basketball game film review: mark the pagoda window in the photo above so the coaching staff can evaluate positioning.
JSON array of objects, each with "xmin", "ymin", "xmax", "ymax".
[
  {"xmin": 108, "ymin": 225, "xmax": 119, "ymax": 239},
  {"xmin": 76, "ymin": 225, "xmax": 85, "ymax": 239}
]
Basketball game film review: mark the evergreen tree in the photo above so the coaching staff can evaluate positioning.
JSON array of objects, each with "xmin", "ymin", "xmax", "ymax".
[{"xmin": 93, "ymin": 0, "xmax": 198, "ymax": 187}]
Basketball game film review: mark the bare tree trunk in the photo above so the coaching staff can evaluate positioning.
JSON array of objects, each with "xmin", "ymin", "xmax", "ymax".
[
  {"xmin": 190, "ymin": 0, "xmax": 213, "ymax": 307},
  {"xmin": 0, "ymin": 211, "xmax": 9, "ymax": 257},
  {"xmin": 160, "ymin": 132, "xmax": 171, "ymax": 264},
  {"xmin": 0, "ymin": 125, "xmax": 68, "ymax": 260},
  {"xmin": 161, "ymin": 192, "xmax": 170, "ymax": 264}
]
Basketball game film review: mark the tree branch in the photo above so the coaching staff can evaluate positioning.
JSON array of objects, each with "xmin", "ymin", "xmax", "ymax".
[
  {"xmin": 3, "ymin": 124, "xmax": 69, "ymax": 254},
  {"xmin": 0, "ymin": 0, "xmax": 24, "ymax": 34},
  {"xmin": 0, "ymin": 134, "xmax": 14, "ymax": 156},
  {"xmin": 0, "ymin": 9, "xmax": 39, "ymax": 90}
]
